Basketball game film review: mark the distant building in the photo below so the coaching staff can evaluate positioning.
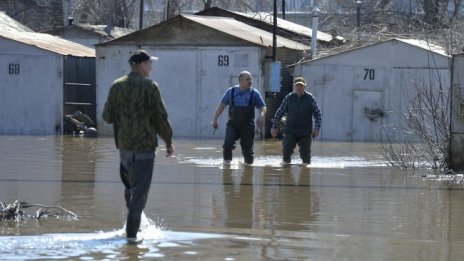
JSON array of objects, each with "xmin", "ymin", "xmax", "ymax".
[
  {"xmin": 293, "ymin": 38, "xmax": 450, "ymax": 142},
  {"xmin": 96, "ymin": 14, "xmax": 308, "ymax": 138},
  {"xmin": 0, "ymin": 30, "xmax": 95, "ymax": 135},
  {"xmin": 193, "ymin": 7, "xmax": 349, "ymax": 138},
  {"xmin": 44, "ymin": 22, "xmax": 134, "ymax": 48}
]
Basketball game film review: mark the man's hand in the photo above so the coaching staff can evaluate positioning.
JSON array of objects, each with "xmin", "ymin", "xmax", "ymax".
[
  {"xmin": 211, "ymin": 121, "xmax": 218, "ymax": 130},
  {"xmin": 166, "ymin": 144, "xmax": 175, "ymax": 157},
  {"xmin": 312, "ymin": 129, "xmax": 319, "ymax": 139},
  {"xmin": 256, "ymin": 115, "xmax": 265, "ymax": 129},
  {"xmin": 270, "ymin": 127, "xmax": 278, "ymax": 138}
]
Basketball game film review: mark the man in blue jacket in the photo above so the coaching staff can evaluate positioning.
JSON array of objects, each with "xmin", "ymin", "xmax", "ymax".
[{"xmin": 211, "ymin": 71, "xmax": 266, "ymax": 165}]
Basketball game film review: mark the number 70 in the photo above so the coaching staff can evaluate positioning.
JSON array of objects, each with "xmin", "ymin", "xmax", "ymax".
[{"xmin": 364, "ymin": 68, "xmax": 375, "ymax": 80}]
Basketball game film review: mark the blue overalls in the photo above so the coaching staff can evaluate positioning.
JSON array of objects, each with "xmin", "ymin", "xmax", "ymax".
[{"xmin": 223, "ymin": 88, "xmax": 255, "ymax": 164}]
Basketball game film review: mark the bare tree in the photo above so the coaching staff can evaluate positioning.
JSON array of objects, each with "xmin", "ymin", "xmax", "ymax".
[
  {"xmin": 450, "ymin": 0, "xmax": 463, "ymax": 21},
  {"xmin": 381, "ymin": 66, "xmax": 451, "ymax": 170},
  {"xmin": 376, "ymin": 0, "xmax": 393, "ymax": 10},
  {"xmin": 77, "ymin": 0, "xmax": 259, "ymax": 28},
  {"xmin": 66, "ymin": 0, "xmax": 463, "ymax": 30},
  {"xmin": 424, "ymin": 0, "xmax": 441, "ymax": 25},
  {"xmin": 72, "ymin": 0, "xmax": 138, "ymax": 27},
  {"xmin": 203, "ymin": 0, "xmax": 213, "ymax": 9},
  {"xmin": 166, "ymin": 0, "xmax": 180, "ymax": 19}
]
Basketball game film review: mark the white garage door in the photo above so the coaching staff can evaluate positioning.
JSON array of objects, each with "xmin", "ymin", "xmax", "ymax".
[{"xmin": 352, "ymin": 90, "xmax": 384, "ymax": 141}]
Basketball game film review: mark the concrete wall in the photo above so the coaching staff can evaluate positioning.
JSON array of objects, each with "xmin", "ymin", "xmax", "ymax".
[
  {"xmin": 97, "ymin": 45, "xmax": 264, "ymax": 139},
  {"xmin": 450, "ymin": 53, "xmax": 464, "ymax": 169},
  {"xmin": 293, "ymin": 40, "xmax": 450, "ymax": 141},
  {"xmin": 0, "ymin": 38, "xmax": 63, "ymax": 134}
]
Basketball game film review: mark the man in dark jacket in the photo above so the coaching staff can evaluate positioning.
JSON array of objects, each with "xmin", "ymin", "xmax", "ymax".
[
  {"xmin": 102, "ymin": 50, "xmax": 174, "ymax": 243},
  {"xmin": 270, "ymin": 77, "xmax": 322, "ymax": 166}
]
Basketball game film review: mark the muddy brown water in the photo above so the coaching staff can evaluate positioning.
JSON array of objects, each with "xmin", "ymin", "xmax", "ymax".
[{"xmin": 1, "ymin": 136, "xmax": 463, "ymax": 260}]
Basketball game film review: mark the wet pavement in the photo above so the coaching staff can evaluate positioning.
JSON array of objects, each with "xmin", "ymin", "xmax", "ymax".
[{"xmin": 1, "ymin": 135, "xmax": 464, "ymax": 260}]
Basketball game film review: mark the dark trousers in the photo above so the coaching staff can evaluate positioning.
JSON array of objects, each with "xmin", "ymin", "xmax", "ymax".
[
  {"xmin": 119, "ymin": 150, "xmax": 155, "ymax": 238},
  {"xmin": 282, "ymin": 134, "xmax": 312, "ymax": 164},
  {"xmin": 223, "ymin": 121, "xmax": 255, "ymax": 164}
]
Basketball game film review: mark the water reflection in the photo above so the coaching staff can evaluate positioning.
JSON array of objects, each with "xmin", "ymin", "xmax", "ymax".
[
  {"xmin": 222, "ymin": 167, "xmax": 253, "ymax": 228},
  {"xmin": 219, "ymin": 165, "xmax": 321, "ymax": 233},
  {"xmin": 1, "ymin": 137, "xmax": 464, "ymax": 260},
  {"xmin": 61, "ymin": 137, "xmax": 97, "ymax": 182},
  {"xmin": 61, "ymin": 137, "xmax": 97, "ymax": 218},
  {"xmin": 271, "ymin": 166, "xmax": 320, "ymax": 232}
]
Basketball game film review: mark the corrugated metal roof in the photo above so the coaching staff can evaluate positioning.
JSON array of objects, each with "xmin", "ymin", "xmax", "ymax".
[
  {"xmin": 395, "ymin": 38, "xmax": 448, "ymax": 57},
  {"xmin": 231, "ymin": 11, "xmax": 335, "ymax": 42},
  {"xmin": 183, "ymin": 15, "xmax": 308, "ymax": 50},
  {"xmin": 76, "ymin": 24, "xmax": 134, "ymax": 39},
  {"xmin": 0, "ymin": 30, "xmax": 95, "ymax": 57},
  {"xmin": 195, "ymin": 7, "xmax": 343, "ymax": 43},
  {"xmin": 45, "ymin": 23, "xmax": 134, "ymax": 39},
  {"xmin": 0, "ymin": 11, "xmax": 34, "ymax": 33},
  {"xmin": 303, "ymin": 38, "xmax": 448, "ymax": 63}
]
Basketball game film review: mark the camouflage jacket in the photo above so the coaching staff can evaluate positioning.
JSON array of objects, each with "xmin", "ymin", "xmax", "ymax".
[{"xmin": 102, "ymin": 72, "xmax": 172, "ymax": 151}]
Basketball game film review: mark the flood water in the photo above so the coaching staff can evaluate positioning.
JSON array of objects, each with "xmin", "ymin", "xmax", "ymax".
[{"xmin": 1, "ymin": 135, "xmax": 464, "ymax": 260}]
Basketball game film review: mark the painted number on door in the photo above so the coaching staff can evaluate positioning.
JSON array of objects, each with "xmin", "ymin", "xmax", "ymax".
[
  {"xmin": 363, "ymin": 68, "xmax": 375, "ymax": 80},
  {"xmin": 9, "ymin": 63, "xmax": 20, "ymax": 75},
  {"xmin": 218, "ymin": 55, "xmax": 229, "ymax": 67}
]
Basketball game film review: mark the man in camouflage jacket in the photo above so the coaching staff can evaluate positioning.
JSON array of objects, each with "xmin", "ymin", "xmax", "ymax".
[{"xmin": 102, "ymin": 50, "xmax": 174, "ymax": 243}]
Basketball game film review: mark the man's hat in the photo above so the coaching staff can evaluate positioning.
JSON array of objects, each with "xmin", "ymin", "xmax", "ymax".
[
  {"xmin": 128, "ymin": 50, "xmax": 159, "ymax": 64},
  {"xmin": 293, "ymin": 77, "xmax": 306, "ymax": 86}
]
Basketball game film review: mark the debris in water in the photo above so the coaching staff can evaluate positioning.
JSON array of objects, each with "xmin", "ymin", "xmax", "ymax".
[{"xmin": 1, "ymin": 200, "xmax": 77, "ymax": 222}]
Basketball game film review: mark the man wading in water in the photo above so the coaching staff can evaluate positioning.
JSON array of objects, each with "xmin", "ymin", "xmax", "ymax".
[
  {"xmin": 211, "ymin": 71, "xmax": 266, "ymax": 166},
  {"xmin": 270, "ymin": 76, "xmax": 322, "ymax": 167},
  {"xmin": 102, "ymin": 50, "xmax": 174, "ymax": 243}
]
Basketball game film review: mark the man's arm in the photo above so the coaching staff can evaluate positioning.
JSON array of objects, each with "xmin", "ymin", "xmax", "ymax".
[
  {"xmin": 254, "ymin": 89, "xmax": 266, "ymax": 129},
  {"xmin": 270, "ymin": 96, "xmax": 289, "ymax": 138},
  {"xmin": 256, "ymin": 106, "xmax": 266, "ymax": 129},
  {"xmin": 102, "ymin": 88, "xmax": 114, "ymax": 124},
  {"xmin": 211, "ymin": 88, "xmax": 232, "ymax": 130},
  {"xmin": 102, "ymin": 87, "xmax": 121, "ymax": 147},
  {"xmin": 211, "ymin": 103, "xmax": 226, "ymax": 129},
  {"xmin": 150, "ymin": 83, "xmax": 173, "ymax": 149},
  {"xmin": 312, "ymin": 99, "xmax": 322, "ymax": 139}
]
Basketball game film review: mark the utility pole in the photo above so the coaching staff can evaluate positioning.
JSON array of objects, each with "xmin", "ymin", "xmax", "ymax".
[
  {"xmin": 311, "ymin": 7, "xmax": 319, "ymax": 58},
  {"xmin": 139, "ymin": 0, "xmax": 144, "ymax": 30},
  {"xmin": 272, "ymin": 0, "xmax": 277, "ymax": 61},
  {"xmin": 282, "ymin": 0, "xmax": 286, "ymax": 20}
]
